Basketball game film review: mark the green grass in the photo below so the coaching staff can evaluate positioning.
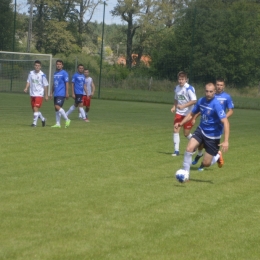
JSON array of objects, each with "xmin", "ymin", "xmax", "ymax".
[{"xmin": 1, "ymin": 92, "xmax": 260, "ymax": 259}]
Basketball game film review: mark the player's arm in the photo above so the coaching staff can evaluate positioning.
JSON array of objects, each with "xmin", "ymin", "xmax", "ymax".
[
  {"xmin": 24, "ymin": 82, "xmax": 30, "ymax": 93},
  {"xmin": 91, "ymin": 81, "xmax": 95, "ymax": 96},
  {"xmin": 226, "ymin": 109, "xmax": 234, "ymax": 118},
  {"xmin": 65, "ymin": 82, "xmax": 69, "ymax": 99},
  {"xmin": 71, "ymin": 82, "xmax": 75, "ymax": 99},
  {"xmin": 191, "ymin": 111, "xmax": 200, "ymax": 125},
  {"xmin": 219, "ymin": 117, "xmax": 229, "ymax": 152},
  {"xmin": 177, "ymin": 100, "xmax": 196, "ymax": 110},
  {"xmin": 174, "ymin": 112, "xmax": 194, "ymax": 129},
  {"xmin": 171, "ymin": 99, "xmax": 178, "ymax": 113},
  {"xmin": 84, "ymin": 83, "xmax": 88, "ymax": 96},
  {"xmin": 44, "ymin": 86, "xmax": 48, "ymax": 101}
]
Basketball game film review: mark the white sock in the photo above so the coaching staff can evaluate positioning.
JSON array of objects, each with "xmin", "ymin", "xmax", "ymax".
[
  {"xmin": 55, "ymin": 111, "xmax": 61, "ymax": 125},
  {"xmin": 38, "ymin": 111, "xmax": 45, "ymax": 121},
  {"xmin": 33, "ymin": 112, "xmax": 39, "ymax": 125},
  {"xmin": 211, "ymin": 153, "xmax": 220, "ymax": 166},
  {"xmin": 79, "ymin": 113, "xmax": 82, "ymax": 118},
  {"xmin": 66, "ymin": 105, "xmax": 76, "ymax": 116},
  {"xmin": 183, "ymin": 151, "xmax": 193, "ymax": 172},
  {"xmin": 79, "ymin": 107, "xmax": 86, "ymax": 119},
  {"xmin": 59, "ymin": 108, "xmax": 69, "ymax": 120},
  {"xmin": 198, "ymin": 149, "xmax": 203, "ymax": 156},
  {"xmin": 173, "ymin": 133, "xmax": 180, "ymax": 152},
  {"xmin": 186, "ymin": 133, "xmax": 192, "ymax": 140}
]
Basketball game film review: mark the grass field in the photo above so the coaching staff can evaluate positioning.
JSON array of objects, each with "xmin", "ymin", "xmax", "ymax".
[{"xmin": 1, "ymin": 93, "xmax": 260, "ymax": 260}]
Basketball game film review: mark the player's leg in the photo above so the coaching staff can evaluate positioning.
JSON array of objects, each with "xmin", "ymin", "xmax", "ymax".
[
  {"xmin": 182, "ymin": 135, "xmax": 200, "ymax": 173},
  {"xmin": 85, "ymin": 96, "xmax": 91, "ymax": 121},
  {"xmin": 52, "ymin": 97, "xmax": 70, "ymax": 128},
  {"xmin": 172, "ymin": 114, "xmax": 183, "ymax": 156},
  {"xmin": 34, "ymin": 97, "xmax": 46, "ymax": 127},
  {"xmin": 192, "ymin": 143, "xmax": 204, "ymax": 165}
]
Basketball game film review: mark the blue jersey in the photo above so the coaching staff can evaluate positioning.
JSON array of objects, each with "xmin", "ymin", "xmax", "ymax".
[
  {"xmin": 53, "ymin": 70, "xmax": 69, "ymax": 97},
  {"xmin": 72, "ymin": 72, "xmax": 85, "ymax": 95},
  {"xmin": 215, "ymin": 91, "xmax": 234, "ymax": 111},
  {"xmin": 192, "ymin": 96, "xmax": 226, "ymax": 139}
]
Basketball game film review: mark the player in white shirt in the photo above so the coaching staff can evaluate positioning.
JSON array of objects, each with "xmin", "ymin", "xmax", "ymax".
[
  {"xmin": 170, "ymin": 71, "xmax": 197, "ymax": 156},
  {"xmin": 24, "ymin": 60, "xmax": 48, "ymax": 127},
  {"xmin": 79, "ymin": 69, "xmax": 95, "ymax": 121}
]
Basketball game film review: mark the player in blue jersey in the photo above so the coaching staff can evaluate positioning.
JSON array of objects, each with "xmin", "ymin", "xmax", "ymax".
[
  {"xmin": 50, "ymin": 60, "xmax": 71, "ymax": 128},
  {"xmin": 66, "ymin": 64, "xmax": 88, "ymax": 122},
  {"xmin": 175, "ymin": 83, "xmax": 230, "ymax": 179},
  {"xmin": 192, "ymin": 78, "xmax": 234, "ymax": 170}
]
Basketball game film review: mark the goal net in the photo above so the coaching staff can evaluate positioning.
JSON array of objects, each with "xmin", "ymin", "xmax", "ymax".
[{"xmin": 0, "ymin": 51, "xmax": 53, "ymax": 94}]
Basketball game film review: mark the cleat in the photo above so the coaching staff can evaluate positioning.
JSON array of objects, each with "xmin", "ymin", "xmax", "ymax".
[
  {"xmin": 42, "ymin": 119, "xmax": 46, "ymax": 127},
  {"xmin": 65, "ymin": 119, "xmax": 71, "ymax": 128},
  {"xmin": 84, "ymin": 118, "xmax": 90, "ymax": 122},
  {"xmin": 51, "ymin": 124, "xmax": 61, "ymax": 128},
  {"xmin": 217, "ymin": 151, "xmax": 224, "ymax": 168},
  {"xmin": 31, "ymin": 124, "xmax": 36, "ymax": 127},
  {"xmin": 172, "ymin": 151, "xmax": 179, "ymax": 156},
  {"xmin": 192, "ymin": 154, "xmax": 203, "ymax": 165},
  {"xmin": 198, "ymin": 167, "xmax": 204, "ymax": 172}
]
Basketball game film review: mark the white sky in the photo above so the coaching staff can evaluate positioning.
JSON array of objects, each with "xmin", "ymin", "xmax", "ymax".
[{"xmin": 14, "ymin": 0, "xmax": 123, "ymax": 24}]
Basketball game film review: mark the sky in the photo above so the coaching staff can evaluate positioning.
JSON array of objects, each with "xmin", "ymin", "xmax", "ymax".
[{"xmin": 14, "ymin": 0, "xmax": 123, "ymax": 25}]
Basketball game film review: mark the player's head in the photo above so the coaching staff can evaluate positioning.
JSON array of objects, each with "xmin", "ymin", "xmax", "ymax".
[
  {"xmin": 216, "ymin": 78, "xmax": 225, "ymax": 94},
  {"xmin": 205, "ymin": 82, "xmax": 216, "ymax": 100},
  {"xmin": 177, "ymin": 71, "xmax": 188, "ymax": 87},
  {"xmin": 77, "ymin": 64, "xmax": 84, "ymax": 74},
  {"xmin": 84, "ymin": 69, "xmax": 89, "ymax": 77},
  {"xmin": 56, "ymin": 60, "xmax": 64, "ymax": 71},
  {"xmin": 34, "ymin": 60, "xmax": 41, "ymax": 72}
]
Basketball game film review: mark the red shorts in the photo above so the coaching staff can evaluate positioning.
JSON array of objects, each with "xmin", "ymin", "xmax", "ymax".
[
  {"xmin": 174, "ymin": 113, "xmax": 193, "ymax": 130},
  {"xmin": 82, "ymin": 95, "xmax": 91, "ymax": 107},
  {"xmin": 31, "ymin": 96, "xmax": 43, "ymax": 109}
]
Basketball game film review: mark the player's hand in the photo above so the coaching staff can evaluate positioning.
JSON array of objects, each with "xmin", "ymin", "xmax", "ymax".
[
  {"xmin": 174, "ymin": 123, "xmax": 180, "ymax": 129},
  {"xmin": 24, "ymin": 88, "xmax": 28, "ymax": 93},
  {"xmin": 177, "ymin": 104, "xmax": 184, "ymax": 110},
  {"xmin": 219, "ymin": 141, "xmax": 229, "ymax": 152},
  {"xmin": 171, "ymin": 106, "xmax": 175, "ymax": 113},
  {"xmin": 191, "ymin": 119, "xmax": 196, "ymax": 125}
]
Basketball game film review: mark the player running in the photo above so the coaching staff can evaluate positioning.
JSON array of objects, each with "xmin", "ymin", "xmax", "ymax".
[
  {"xmin": 192, "ymin": 78, "xmax": 234, "ymax": 170},
  {"xmin": 175, "ymin": 83, "xmax": 230, "ymax": 180}
]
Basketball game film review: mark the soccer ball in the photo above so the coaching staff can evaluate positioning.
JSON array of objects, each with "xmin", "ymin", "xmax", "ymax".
[{"xmin": 175, "ymin": 169, "xmax": 189, "ymax": 183}]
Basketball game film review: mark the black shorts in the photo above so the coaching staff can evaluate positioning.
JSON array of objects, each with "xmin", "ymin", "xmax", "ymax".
[
  {"xmin": 74, "ymin": 94, "xmax": 83, "ymax": 105},
  {"xmin": 54, "ymin": 96, "xmax": 65, "ymax": 107},
  {"xmin": 192, "ymin": 127, "xmax": 220, "ymax": 156}
]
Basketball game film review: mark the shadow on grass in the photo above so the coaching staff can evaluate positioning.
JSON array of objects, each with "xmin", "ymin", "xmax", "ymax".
[{"xmin": 157, "ymin": 151, "xmax": 175, "ymax": 155}]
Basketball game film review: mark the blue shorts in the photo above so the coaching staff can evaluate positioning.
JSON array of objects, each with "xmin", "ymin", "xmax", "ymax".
[
  {"xmin": 192, "ymin": 127, "xmax": 220, "ymax": 156},
  {"xmin": 54, "ymin": 96, "xmax": 65, "ymax": 107},
  {"xmin": 74, "ymin": 94, "xmax": 83, "ymax": 105}
]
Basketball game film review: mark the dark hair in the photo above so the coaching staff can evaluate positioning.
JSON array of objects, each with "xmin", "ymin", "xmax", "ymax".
[
  {"xmin": 77, "ymin": 64, "xmax": 84, "ymax": 68},
  {"xmin": 56, "ymin": 59, "xmax": 63, "ymax": 65},
  {"xmin": 34, "ymin": 60, "xmax": 41, "ymax": 65},
  {"xmin": 216, "ymin": 77, "xmax": 225, "ymax": 83}
]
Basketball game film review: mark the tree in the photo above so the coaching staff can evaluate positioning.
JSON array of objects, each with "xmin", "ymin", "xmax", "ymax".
[{"xmin": 0, "ymin": 0, "xmax": 14, "ymax": 51}]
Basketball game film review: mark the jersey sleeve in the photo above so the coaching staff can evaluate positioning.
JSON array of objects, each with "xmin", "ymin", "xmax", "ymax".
[
  {"xmin": 188, "ymin": 86, "xmax": 197, "ymax": 101},
  {"xmin": 64, "ymin": 71, "xmax": 69, "ymax": 82},
  {"xmin": 42, "ymin": 74, "xmax": 49, "ymax": 87},
  {"xmin": 215, "ymin": 102, "xmax": 227, "ymax": 120},
  {"xmin": 27, "ymin": 73, "xmax": 31, "ymax": 83},
  {"xmin": 227, "ymin": 95, "xmax": 234, "ymax": 109}
]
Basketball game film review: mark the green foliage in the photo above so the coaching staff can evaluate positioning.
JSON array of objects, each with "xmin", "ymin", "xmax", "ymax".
[{"xmin": 0, "ymin": 0, "xmax": 14, "ymax": 51}]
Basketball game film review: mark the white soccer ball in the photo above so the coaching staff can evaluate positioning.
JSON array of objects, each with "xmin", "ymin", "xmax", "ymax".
[{"xmin": 175, "ymin": 169, "xmax": 189, "ymax": 183}]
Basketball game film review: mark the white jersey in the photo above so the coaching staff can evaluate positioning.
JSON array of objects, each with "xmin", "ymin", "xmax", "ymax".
[
  {"xmin": 174, "ymin": 83, "xmax": 197, "ymax": 116},
  {"xmin": 84, "ymin": 76, "xmax": 93, "ymax": 96},
  {"xmin": 27, "ymin": 70, "xmax": 48, "ymax": 97}
]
